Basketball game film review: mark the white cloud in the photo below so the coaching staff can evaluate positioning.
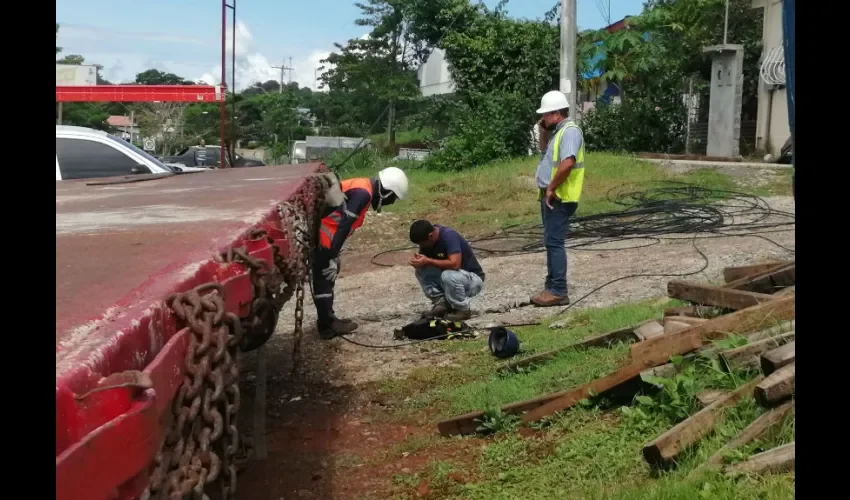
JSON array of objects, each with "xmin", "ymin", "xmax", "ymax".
[{"xmin": 197, "ymin": 21, "xmax": 331, "ymax": 92}]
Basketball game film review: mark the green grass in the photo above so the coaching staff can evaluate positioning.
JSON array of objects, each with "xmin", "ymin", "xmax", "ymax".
[
  {"xmin": 371, "ymin": 297, "xmax": 794, "ymax": 499},
  {"xmin": 333, "ymin": 152, "xmax": 791, "ymax": 250}
]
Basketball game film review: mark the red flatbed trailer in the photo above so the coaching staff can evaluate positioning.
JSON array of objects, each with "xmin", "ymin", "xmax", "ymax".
[{"xmin": 56, "ymin": 164, "xmax": 326, "ymax": 500}]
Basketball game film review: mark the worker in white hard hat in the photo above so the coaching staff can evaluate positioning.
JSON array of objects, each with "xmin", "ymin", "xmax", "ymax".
[
  {"xmin": 531, "ymin": 90, "xmax": 586, "ymax": 307},
  {"xmin": 313, "ymin": 166, "xmax": 409, "ymax": 339}
]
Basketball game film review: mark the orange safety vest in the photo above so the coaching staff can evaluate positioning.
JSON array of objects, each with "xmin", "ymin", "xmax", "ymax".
[{"xmin": 319, "ymin": 178, "xmax": 374, "ymax": 249}]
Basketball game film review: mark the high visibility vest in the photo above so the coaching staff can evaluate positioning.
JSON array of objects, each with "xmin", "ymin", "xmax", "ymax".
[
  {"xmin": 319, "ymin": 178, "xmax": 373, "ymax": 249},
  {"xmin": 549, "ymin": 122, "xmax": 586, "ymax": 203}
]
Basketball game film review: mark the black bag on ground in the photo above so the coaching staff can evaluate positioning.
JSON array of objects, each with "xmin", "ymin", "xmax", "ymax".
[{"xmin": 396, "ymin": 317, "xmax": 471, "ymax": 340}]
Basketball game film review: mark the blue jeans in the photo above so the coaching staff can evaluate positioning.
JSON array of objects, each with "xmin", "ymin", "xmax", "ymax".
[
  {"xmin": 541, "ymin": 197, "xmax": 578, "ymax": 296},
  {"xmin": 415, "ymin": 267, "xmax": 484, "ymax": 311}
]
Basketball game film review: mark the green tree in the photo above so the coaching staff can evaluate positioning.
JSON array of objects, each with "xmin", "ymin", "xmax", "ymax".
[
  {"xmin": 135, "ymin": 69, "xmax": 193, "ymax": 85},
  {"xmin": 56, "ymin": 23, "xmax": 61, "ymax": 54}
]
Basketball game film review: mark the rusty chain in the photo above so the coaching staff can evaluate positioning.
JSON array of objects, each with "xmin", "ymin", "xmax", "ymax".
[
  {"xmin": 144, "ymin": 283, "xmax": 242, "ymax": 500},
  {"xmin": 142, "ymin": 177, "xmax": 326, "ymax": 499}
]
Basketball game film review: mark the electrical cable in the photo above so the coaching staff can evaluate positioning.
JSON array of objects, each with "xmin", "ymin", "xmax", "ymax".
[{"xmin": 330, "ymin": 181, "xmax": 794, "ymax": 349}]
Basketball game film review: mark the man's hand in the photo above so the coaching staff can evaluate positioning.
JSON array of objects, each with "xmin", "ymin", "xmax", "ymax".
[
  {"xmin": 409, "ymin": 253, "xmax": 429, "ymax": 269},
  {"xmin": 544, "ymin": 186, "xmax": 556, "ymax": 209},
  {"xmin": 322, "ymin": 258, "xmax": 340, "ymax": 281}
]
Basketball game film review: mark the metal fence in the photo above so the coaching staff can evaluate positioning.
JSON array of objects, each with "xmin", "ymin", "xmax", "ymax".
[{"xmin": 685, "ymin": 120, "xmax": 758, "ymax": 157}]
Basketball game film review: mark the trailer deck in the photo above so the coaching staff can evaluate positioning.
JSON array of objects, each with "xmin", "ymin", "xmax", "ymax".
[{"xmin": 56, "ymin": 163, "xmax": 324, "ymax": 500}]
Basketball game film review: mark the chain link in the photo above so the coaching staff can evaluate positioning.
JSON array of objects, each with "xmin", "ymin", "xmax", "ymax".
[
  {"xmin": 143, "ymin": 283, "xmax": 242, "ymax": 500},
  {"xmin": 141, "ymin": 177, "xmax": 325, "ymax": 499}
]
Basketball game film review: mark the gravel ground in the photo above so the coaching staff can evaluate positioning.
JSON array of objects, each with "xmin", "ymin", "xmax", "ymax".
[{"xmin": 253, "ymin": 196, "xmax": 795, "ymax": 387}]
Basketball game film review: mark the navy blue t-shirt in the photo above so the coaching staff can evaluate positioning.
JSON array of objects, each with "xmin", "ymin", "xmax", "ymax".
[{"xmin": 420, "ymin": 225, "xmax": 485, "ymax": 280}]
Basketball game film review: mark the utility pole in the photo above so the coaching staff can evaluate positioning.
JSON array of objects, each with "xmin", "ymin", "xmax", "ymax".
[
  {"xmin": 288, "ymin": 57, "xmax": 295, "ymax": 84},
  {"xmin": 271, "ymin": 61, "xmax": 293, "ymax": 93},
  {"xmin": 560, "ymin": 0, "xmax": 578, "ymax": 117}
]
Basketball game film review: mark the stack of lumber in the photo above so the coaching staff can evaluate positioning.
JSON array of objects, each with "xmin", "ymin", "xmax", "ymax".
[{"xmin": 436, "ymin": 260, "xmax": 796, "ymax": 476}]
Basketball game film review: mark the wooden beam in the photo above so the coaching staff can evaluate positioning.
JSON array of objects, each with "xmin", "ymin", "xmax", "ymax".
[
  {"xmin": 642, "ymin": 320, "xmax": 794, "ymax": 385},
  {"xmin": 642, "ymin": 377, "xmax": 763, "ymax": 469},
  {"xmin": 497, "ymin": 325, "xmax": 638, "ymax": 374},
  {"xmin": 663, "ymin": 305, "xmax": 719, "ymax": 318},
  {"xmin": 761, "ymin": 342, "xmax": 796, "ymax": 376},
  {"xmin": 635, "ymin": 321, "xmax": 665, "ymax": 340},
  {"xmin": 719, "ymin": 332, "xmax": 796, "ymax": 372},
  {"xmin": 698, "ymin": 400, "xmax": 794, "ymax": 470},
  {"xmin": 774, "ymin": 286, "xmax": 795, "ymax": 297},
  {"xmin": 754, "ymin": 363, "xmax": 795, "ymax": 407},
  {"xmin": 723, "ymin": 261, "xmax": 788, "ymax": 283},
  {"xmin": 631, "ymin": 295, "xmax": 795, "ymax": 366},
  {"xmin": 725, "ymin": 442, "xmax": 795, "ymax": 476},
  {"xmin": 664, "ymin": 319, "xmax": 692, "ymax": 335},
  {"xmin": 723, "ymin": 263, "xmax": 795, "ymax": 294},
  {"xmin": 521, "ymin": 361, "xmax": 648, "ymax": 424},
  {"xmin": 696, "ymin": 389, "xmax": 727, "ymax": 407},
  {"xmin": 668, "ymin": 281, "xmax": 776, "ymax": 311}
]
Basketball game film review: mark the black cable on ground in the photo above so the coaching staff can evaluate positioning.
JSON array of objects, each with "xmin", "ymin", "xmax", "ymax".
[{"xmin": 333, "ymin": 182, "xmax": 794, "ymax": 349}]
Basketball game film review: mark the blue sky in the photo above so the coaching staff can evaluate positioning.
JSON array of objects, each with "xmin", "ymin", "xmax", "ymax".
[{"xmin": 56, "ymin": 0, "xmax": 644, "ymax": 90}]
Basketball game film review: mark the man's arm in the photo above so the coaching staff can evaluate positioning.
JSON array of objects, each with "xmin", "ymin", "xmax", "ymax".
[
  {"xmin": 424, "ymin": 253, "xmax": 461, "ymax": 270},
  {"xmin": 423, "ymin": 230, "xmax": 462, "ymax": 270},
  {"xmin": 327, "ymin": 187, "xmax": 371, "ymax": 257}
]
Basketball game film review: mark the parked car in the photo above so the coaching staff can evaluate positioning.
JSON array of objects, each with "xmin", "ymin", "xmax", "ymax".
[
  {"xmin": 56, "ymin": 125, "xmax": 207, "ymax": 181},
  {"xmin": 159, "ymin": 145, "xmax": 266, "ymax": 169}
]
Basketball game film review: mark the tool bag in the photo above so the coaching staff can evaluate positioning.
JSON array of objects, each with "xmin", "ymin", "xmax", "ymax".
[{"xmin": 395, "ymin": 317, "xmax": 474, "ymax": 341}]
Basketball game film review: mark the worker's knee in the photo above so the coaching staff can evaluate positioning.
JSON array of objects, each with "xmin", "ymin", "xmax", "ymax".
[{"xmin": 440, "ymin": 270, "xmax": 464, "ymax": 288}]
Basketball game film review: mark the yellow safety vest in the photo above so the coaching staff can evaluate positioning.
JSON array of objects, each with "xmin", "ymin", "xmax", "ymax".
[{"xmin": 548, "ymin": 121, "xmax": 585, "ymax": 203}]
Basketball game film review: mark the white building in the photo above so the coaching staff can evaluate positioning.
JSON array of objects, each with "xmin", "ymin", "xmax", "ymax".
[{"xmin": 417, "ymin": 48, "xmax": 455, "ymax": 97}]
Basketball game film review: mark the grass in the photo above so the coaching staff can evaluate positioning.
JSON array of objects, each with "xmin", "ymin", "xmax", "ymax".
[
  {"xmin": 369, "ymin": 298, "xmax": 795, "ymax": 499},
  {"xmin": 333, "ymin": 152, "xmax": 792, "ymax": 250}
]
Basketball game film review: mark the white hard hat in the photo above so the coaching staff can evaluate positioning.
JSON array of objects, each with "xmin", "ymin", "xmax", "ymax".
[
  {"xmin": 536, "ymin": 90, "xmax": 570, "ymax": 114},
  {"xmin": 378, "ymin": 166, "xmax": 409, "ymax": 200}
]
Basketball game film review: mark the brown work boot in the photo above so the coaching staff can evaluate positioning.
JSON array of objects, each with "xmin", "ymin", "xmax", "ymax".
[
  {"xmin": 317, "ymin": 318, "xmax": 358, "ymax": 340},
  {"xmin": 531, "ymin": 291, "xmax": 570, "ymax": 307},
  {"xmin": 424, "ymin": 299, "xmax": 449, "ymax": 318},
  {"xmin": 446, "ymin": 309, "xmax": 472, "ymax": 321}
]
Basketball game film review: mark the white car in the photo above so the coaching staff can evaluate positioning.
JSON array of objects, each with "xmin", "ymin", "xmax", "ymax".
[{"xmin": 55, "ymin": 125, "xmax": 207, "ymax": 181}]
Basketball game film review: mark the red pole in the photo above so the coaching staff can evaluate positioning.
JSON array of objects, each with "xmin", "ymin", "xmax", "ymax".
[{"xmin": 220, "ymin": 0, "xmax": 227, "ymax": 166}]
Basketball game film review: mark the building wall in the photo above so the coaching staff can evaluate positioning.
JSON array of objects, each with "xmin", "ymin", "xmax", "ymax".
[
  {"xmin": 418, "ymin": 48, "xmax": 456, "ymax": 97},
  {"xmin": 753, "ymin": 0, "xmax": 790, "ymax": 157}
]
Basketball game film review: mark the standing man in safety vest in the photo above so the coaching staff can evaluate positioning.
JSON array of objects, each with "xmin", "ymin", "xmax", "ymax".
[
  {"xmin": 531, "ymin": 90, "xmax": 585, "ymax": 307},
  {"xmin": 313, "ymin": 166, "xmax": 409, "ymax": 339}
]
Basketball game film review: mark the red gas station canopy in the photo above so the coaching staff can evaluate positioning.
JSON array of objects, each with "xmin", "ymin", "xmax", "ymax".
[{"xmin": 56, "ymin": 84, "xmax": 225, "ymax": 103}]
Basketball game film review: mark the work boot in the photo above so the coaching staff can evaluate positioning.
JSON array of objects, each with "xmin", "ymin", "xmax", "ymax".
[
  {"xmin": 429, "ymin": 299, "xmax": 449, "ymax": 318},
  {"xmin": 445, "ymin": 309, "xmax": 472, "ymax": 321},
  {"xmin": 531, "ymin": 290, "xmax": 570, "ymax": 307},
  {"xmin": 333, "ymin": 315, "xmax": 359, "ymax": 330},
  {"xmin": 317, "ymin": 318, "xmax": 358, "ymax": 340}
]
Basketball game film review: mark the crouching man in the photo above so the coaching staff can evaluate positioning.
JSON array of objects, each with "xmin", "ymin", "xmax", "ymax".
[{"xmin": 408, "ymin": 220, "xmax": 485, "ymax": 321}]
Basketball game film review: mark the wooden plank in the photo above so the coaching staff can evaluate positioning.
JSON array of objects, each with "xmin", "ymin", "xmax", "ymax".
[
  {"xmin": 253, "ymin": 345, "xmax": 268, "ymax": 460},
  {"xmin": 724, "ymin": 263, "xmax": 795, "ymax": 294},
  {"xmin": 668, "ymin": 281, "xmax": 776, "ymax": 311},
  {"xmin": 663, "ymin": 305, "xmax": 718, "ymax": 318},
  {"xmin": 521, "ymin": 361, "xmax": 647, "ymax": 424},
  {"xmin": 754, "ymin": 363, "xmax": 795, "ymax": 407},
  {"xmin": 631, "ymin": 295, "xmax": 795, "ymax": 366},
  {"xmin": 723, "ymin": 261, "xmax": 787, "ymax": 283},
  {"xmin": 697, "ymin": 389, "xmax": 727, "ymax": 407},
  {"xmin": 725, "ymin": 442, "xmax": 795, "ymax": 476},
  {"xmin": 719, "ymin": 332, "xmax": 796, "ymax": 372},
  {"xmin": 642, "ymin": 377, "xmax": 763, "ymax": 469},
  {"xmin": 667, "ymin": 316, "xmax": 709, "ymax": 326},
  {"xmin": 644, "ymin": 320, "xmax": 795, "ymax": 384},
  {"xmin": 664, "ymin": 320, "xmax": 692, "ymax": 335},
  {"xmin": 635, "ymin": 321, "xmax": 665, "ymax": 340},
  {"xmin": 498, "ymin": 325, "xmax": 638, "ymax": 374},
  {"xmin": 761, "ymin": 341, "xmax": 796, "ymax": 376},
  {"xmin": 699, "ymin": 400, "xmax": 794, "ymax": 470}
]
